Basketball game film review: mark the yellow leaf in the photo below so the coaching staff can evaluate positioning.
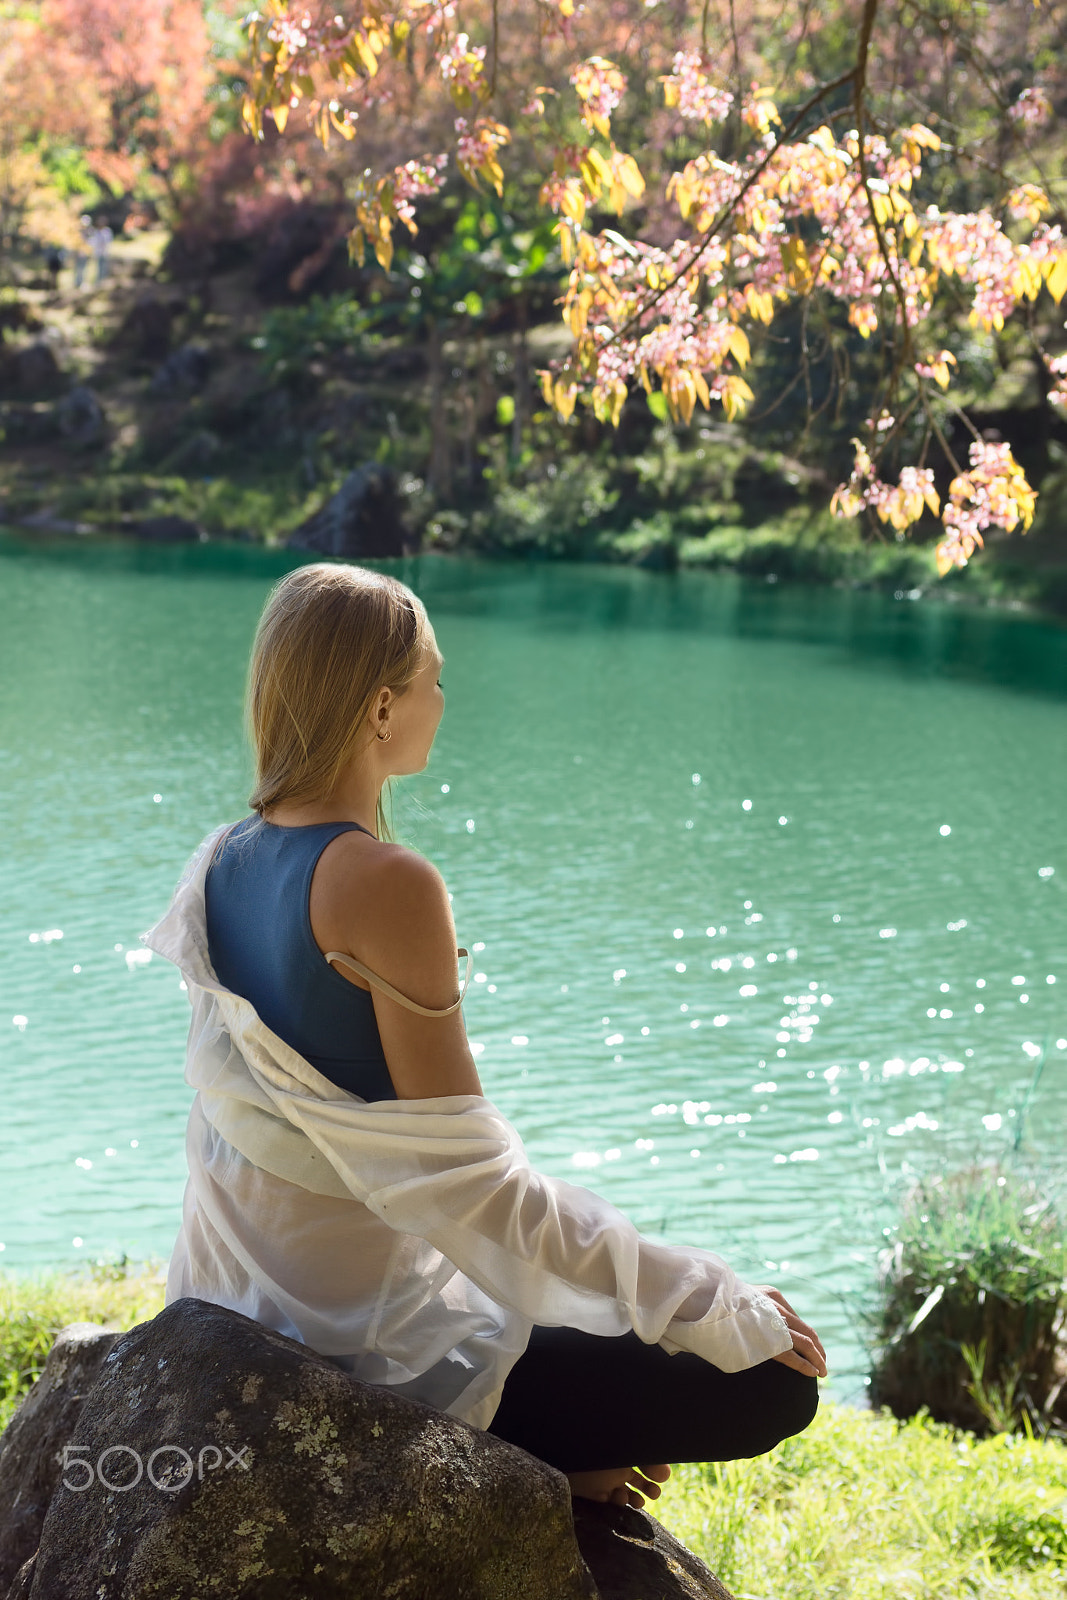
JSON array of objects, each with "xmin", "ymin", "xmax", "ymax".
[
  {"xmin": 553, "ymin": 380, "xmax": 578, "ymax": 420},
  {"xmin": 348, "ymin": 226, "xmax": 366, "ymax": 268},
  {"xmin": 272, "ymin": 101, "xmax": 289, "ymax": 133},
  {"xmin": 904, "ymin": 122, "xmax": 941, "ymax": 152},
  {"xmin": 780, "ymin": 237, "xmax": 813, "ymax": 293},
  {"xmin": 615, "ymin": 154, "xmax": 645, "ymax": 199},
  {"xmin": 242, "ymin": 96, "xmax": 264, "ymax": 139},
  {"xmin": 561, "ymin": 185, "xmax": 586, "ymax": 224},
  {"xmin": 721, "ymin": 374, "xmax": 754, "ymax": 421},
  {"xmin": 355, "ymin": 34, "xmax": 379, "ymax": 75},
  {"xmin": 727, "ymin": 325, "xmax": 751, "ymax": 367},
  {"xmin": 692, "ymin": 370, "xmax": 711, "ymax": 410},
  {"xmin": 374, "ymin": 218, "xmax": 393, "ymax": 272},
  {"xmin": 539, "ymin": 369, "xmax": 555, "ymax": 405},
  {"xmin": 935, "ymin": 540, "xmax": 957, "ymax": 577},
  {"xmin": 808, "ymin": 125, "xmax": 837, "ymax": 159},
  {"xmin": 1047, "ymin": 253, "xmax": 1067, "ymax": 305},
  {"xmin": 871, "ymin": 190, "xmax": 892, "ymax": 226},
  {"xmin": 566, "ymin": 288, "xmax": 594, "ymax": 337},
  {"xmin": 744, "ymin": 284, "xmax": 774, "ymax": 324}
]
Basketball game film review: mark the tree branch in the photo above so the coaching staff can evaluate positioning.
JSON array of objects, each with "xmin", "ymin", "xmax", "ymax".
[{"xmin": 595, "ymin": 63, "xmax": 859, "ymax": 356}]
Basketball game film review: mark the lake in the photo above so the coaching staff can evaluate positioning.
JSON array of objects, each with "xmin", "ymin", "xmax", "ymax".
[{"xmin": 1, "ymin": 531, "xmax": 1065, "ymax": 1403}]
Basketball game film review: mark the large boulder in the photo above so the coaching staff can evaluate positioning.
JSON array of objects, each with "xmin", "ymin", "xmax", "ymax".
[
  {"xmin": 54, "ymin": 387, "xmax": 106, "ymax": 449},
  {"xmin": 114, "ymin": 295, "xmax": 174, "ymax": 362},
  {"xmin": 289, "ymin": 462, "xmax": 409, "ymax": 558},
  {"xmin": 572, "ymin": 1502, "xmax": 735, "ymax": 1600},
  {"xmin": 149, "ymin": 344, "xmax": 211, "ymax": 398},
  {"xmin": 11, "ymin": 343, "xmax": 62, "ymax": 397},
  {"xmin": 0, "ymin": 1323, "xmax": 119, "ymax": 1596},
  {"xmin": 0, "ymin": 1300, "xmax": 735, "ymax": 1600}
]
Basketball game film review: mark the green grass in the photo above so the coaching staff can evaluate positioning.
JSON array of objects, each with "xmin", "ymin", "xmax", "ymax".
[
  {"xmin": 655, "ymin": 1401, "xmax": 1067, "ymax": 1600},
  {"xmin": 0, "ymin": 1260, "xmax": 166, "ymax": 1431},
  {"xmin": 4, "ymin": 1265, "xmax": 1066, "ymax": 1598}
]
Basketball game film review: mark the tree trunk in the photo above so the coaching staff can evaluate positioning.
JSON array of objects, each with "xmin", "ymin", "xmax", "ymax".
[
  {"xmin": 511, "ymin": 291, "xmax": 530, "ymax": 462},
  {"xmin": 426, "ymin": 316, "xmax": 452, "ymax": 500}
]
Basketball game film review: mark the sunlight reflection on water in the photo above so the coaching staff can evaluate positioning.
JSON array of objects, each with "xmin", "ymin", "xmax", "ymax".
[{"xmin": 1, "ymin": 540, "xmax": 1065, "ymax": 1403}]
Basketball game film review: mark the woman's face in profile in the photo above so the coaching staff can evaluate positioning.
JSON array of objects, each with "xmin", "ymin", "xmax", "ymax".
[{"xmin": 387, "ymin": 630, "xmax": 445, "ymax": 774}]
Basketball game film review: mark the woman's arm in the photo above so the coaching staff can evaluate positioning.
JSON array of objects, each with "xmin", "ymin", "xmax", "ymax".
[{"xmin": 312, "ymin": 838, "xmax": 483, "ymax": 1100}]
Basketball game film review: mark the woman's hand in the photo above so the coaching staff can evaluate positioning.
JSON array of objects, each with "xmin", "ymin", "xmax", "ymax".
[{"xmin": 753, "ymin": 1285, "xmax": 828, "ymax": 1378}]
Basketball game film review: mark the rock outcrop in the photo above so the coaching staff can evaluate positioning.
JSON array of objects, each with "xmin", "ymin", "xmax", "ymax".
[
  {"xmin": 288, "ymin": 462, "xmax": 409, "ymax": 558},
  {"xmin": 149, "ymin": 344, "xmax": 211, "ymax": 398},
  {"xmin": 0, "ymin": 1299, "xmax": 733, "ymax": 1600},
  {"xmin": 55, "ymin": 387, "xmax": 107, "ymax": 449},
  {"xmin": 0, "ymin": 1323, "xmax": 119, "ymax": 1596}
]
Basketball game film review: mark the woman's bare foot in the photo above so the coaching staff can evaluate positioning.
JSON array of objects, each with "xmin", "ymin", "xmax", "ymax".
[{"xmin": 565, "ymin": 1463, "xmax": 671, "ymax": 1510}]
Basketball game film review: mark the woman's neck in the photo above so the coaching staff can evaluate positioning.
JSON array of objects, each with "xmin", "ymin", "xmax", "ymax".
[{"xmin": 262, "ymin": 783, "xmax": 380, "ymax": 838}]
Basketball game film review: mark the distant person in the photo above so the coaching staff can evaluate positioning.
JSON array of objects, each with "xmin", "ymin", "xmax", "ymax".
[
  {"xmin": 92, "ymin": 222, "xmax": 114, "ymax": 284},
  {"xmin": 144, "ymin": 564, "xmax": 825, "ymax": 1510},
  {"xmin": 44, "ymin": 246, "xmax": 63, "ymax": 291},
  {"xmin": 72, "ymin": 215, "xmax": 94, "ymax": 289}
]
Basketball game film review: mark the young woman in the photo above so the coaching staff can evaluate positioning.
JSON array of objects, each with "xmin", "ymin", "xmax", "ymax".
[{"xmin": 146, "ymin": 561, "xmax": 825, "ymax": 1514}]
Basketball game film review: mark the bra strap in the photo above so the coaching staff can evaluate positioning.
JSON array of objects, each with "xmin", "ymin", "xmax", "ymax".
[{"xmin": 324, "ymin": 948, "xmax": 473, "ymax": 1017}]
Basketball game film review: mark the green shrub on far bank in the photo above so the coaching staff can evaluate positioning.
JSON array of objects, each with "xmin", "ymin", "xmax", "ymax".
[
  {"xmin": 0, "ymin": 1259, "xmax": 166, "ymax": 1432},
  {"xmin": 869, "ymin": 1165, "xmax": 1067, "ymax": 1437},
  {"xmin": 656, "ymin": 1401, "xmax": 1067, "ymax": 1600}
]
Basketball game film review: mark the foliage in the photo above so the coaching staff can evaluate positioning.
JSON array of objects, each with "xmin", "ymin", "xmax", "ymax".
[
  {"xmin": 473, "ymin": 449, "xmax": 619, "ymax": 555},
  {"xmin": 655, "ymin": 1401, "xmax": 1067, "ymax": 1600},
  {"xmin": 869, "ymin": 1165, "xmax": 1067, "ymax": 1437},
  {"xmin": 0, "ymin": 1260, "xmax": 166, "ymax": 1433},
  {"xmin": 0, "ymin": 0, "xmax": 242, "ymax": 254},
  {"xmin": 242, "ymin": 0, "xmax": 1067, "ymax": 574},
  {"xmin": 252, "ymin": 292, "xmax": 375, "ymax": 376}
]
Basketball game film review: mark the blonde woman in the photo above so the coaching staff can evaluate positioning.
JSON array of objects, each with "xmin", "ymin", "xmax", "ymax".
[{"xmin": 146, "ymin": 562, "xmax": 825, "ymax": 1514}]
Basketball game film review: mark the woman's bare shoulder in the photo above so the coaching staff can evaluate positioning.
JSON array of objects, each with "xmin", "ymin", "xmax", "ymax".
[
  {"xmin": 325, "ymin": 832, "xmax": 449, "ymax": 910},
  {"xmin": 315, "ymin": 832, "xmax": 455, "ymax": 965}
]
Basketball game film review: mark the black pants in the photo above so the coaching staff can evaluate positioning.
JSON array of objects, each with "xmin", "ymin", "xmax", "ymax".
[{"xmin": 486, "ymin": 1324, "xmax": 819, "ymax": 1473}]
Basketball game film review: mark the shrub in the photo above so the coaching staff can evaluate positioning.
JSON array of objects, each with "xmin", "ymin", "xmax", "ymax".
[{"xmin": 868, "ymin": 1165, "xmax": 1067, "ymax": 1436}]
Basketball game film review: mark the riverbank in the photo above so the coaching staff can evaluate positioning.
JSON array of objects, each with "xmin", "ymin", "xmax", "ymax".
[
  {"xmin": 2, "ymin": 234, "xmax": 1066, "ymax": 618},
  {"xmin": 2, "ymin": 1264, "xmax": 1065, "ymax": 1598}
]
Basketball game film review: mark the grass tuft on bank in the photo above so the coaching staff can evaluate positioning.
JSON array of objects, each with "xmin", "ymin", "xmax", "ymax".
[
  {"xmin": 655, "ymin": 1401, "xmax": 1067, "ymax": 1600},
  {"xmin": 869, "ymin": 1164, "xmax": 1067, "ymax": 1437},
  {"xmin": 0, "ymin": 1260, "xmax": 166, "ymax": 1431}
]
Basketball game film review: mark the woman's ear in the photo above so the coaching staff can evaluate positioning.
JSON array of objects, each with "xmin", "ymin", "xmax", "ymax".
[{"xmin": 371, "ymin": 684, "xmax": 393, "ymax": 737}]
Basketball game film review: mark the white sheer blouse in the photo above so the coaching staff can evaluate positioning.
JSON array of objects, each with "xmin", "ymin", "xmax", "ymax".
[{"xmin": 143, "ymin": 825, "xmax": 793, "ymax": 1431}]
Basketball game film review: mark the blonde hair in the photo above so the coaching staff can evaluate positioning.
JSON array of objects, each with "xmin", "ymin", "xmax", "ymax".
[{"xmin": 246, "ymin": 562, "xmax": 430, "ymax": 840}]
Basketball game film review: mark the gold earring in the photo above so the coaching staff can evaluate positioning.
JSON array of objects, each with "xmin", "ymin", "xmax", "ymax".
[{"xmin": 377, "ymin": 727, "xmax": 392, "ymax": 743}]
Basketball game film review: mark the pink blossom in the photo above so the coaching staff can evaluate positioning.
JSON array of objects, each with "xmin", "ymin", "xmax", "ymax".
[
  {"xmin": 1009, "ymin": 86, "xmax": 1052, "ymax": 127},
  {"xmin": 661, "ymin": 51, "xmax": 733, "ymax": 125},
  {"xmin": 439, "ymin": 32, "xmax": 486, "ymax": 98}
]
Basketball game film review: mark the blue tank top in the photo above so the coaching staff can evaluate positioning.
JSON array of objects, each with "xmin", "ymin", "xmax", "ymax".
[{"xmin": 204, "ymin": 816, "xmax": 397, "ymax": 1103}]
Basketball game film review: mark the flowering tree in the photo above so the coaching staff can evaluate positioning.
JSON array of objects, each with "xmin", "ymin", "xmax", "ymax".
[
  {"xmin": 44, "ymin": 0, "xmax": 216, "ymax": 206},
  {"xmin": 241, "ymin": 0, "xmax": 1067, "ymax": 573},
  {"xmin": 2, "ymin": 0, "xmax": 229, "ymax": 252},
  {"xmin": 0, "ymin": 5, "xmax": 107, "ymax": 249}
]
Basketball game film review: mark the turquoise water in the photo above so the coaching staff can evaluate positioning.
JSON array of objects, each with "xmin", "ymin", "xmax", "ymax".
[{"xmin": 2, "ymin": 533, "xmax": 1065, "ymax": 1403}]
